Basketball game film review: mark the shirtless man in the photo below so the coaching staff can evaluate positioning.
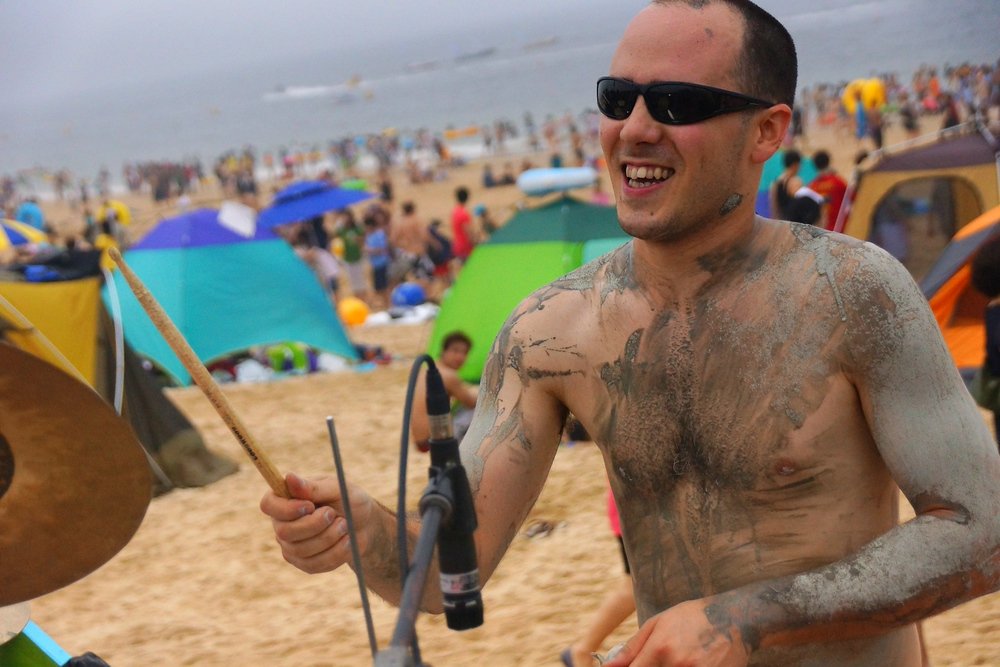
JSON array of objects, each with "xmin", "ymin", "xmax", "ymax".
[
  {"xmin": 260, "ymin": 2, "xmax": 1000, "ymax": 665},
  {"xmin": 409, "ymin": 330, "xmax": 478, "ymax": 453},
  {"xmin": 389, "ymin": 200, "xmax": 435, "ymax": 288}
]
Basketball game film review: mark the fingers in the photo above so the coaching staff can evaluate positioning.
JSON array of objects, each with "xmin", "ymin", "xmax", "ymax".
[
  {"xmin": 260, "ymin": 490, "xmax": 314, "ymax": 522},
  {"xmin": 260, "ymin": 472, "xmax": 374, "ymax": 576},
  {"xmin": 286, "ymin": 472, "xmax": 344, "ymax": 507},
  {"xmin": 602, "ymin": 622, "xmax": 654, "ymax": 667},
  {"xmin": 273, "ymin": 506, "xmax": 352, "ymax": 574},
  {"xmin": 259, "ymin": 473, "xmax": 343, "ymax": 521}
]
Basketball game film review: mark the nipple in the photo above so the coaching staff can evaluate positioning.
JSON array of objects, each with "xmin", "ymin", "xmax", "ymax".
[{"xmin": 774, "ymin": 459, "xmax": 797, "ymax": 476}]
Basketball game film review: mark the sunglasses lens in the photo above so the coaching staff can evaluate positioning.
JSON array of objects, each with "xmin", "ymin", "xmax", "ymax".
[
  {"xmin": 598, "ymin": 78, "xmax": 763, "ymax": 125},
  {"xmin": 597, "ymin": 79, "xmax": 636, "ymax": 120},
  {"xmin": 649, "ymin": 85, "xmax": 717, "ymax": 124}
]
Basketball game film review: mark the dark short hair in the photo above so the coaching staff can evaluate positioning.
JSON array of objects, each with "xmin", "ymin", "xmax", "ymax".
[
  {"xmin": 812, "ymin": 150, "xmax": 831, "ymax": 170},
  {"xmin": 455, "ymin": 187, "xmax": 469, "ymax": 204},
  {"xmin": 651, "ymin": 0, "xmax": 797, "ymax": 107},
  {"xmin": 402, "ymin": 201, "xmax": 415, "ymax": 215},
  {"xmin": 442, "ymin": 331, "xmax": 472, "ymax": 352},
  {"xmin": 783, "ymin": 149, "xmax": 801, "ymax": 168},
  {"xmin": 971, "ymin": 236, "xmax": 1000, "ymax": 298}
]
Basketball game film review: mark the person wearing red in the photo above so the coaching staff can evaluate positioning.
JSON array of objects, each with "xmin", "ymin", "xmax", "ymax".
[
  {"xmin": 809, "ymin": 149, "xmax": 847, "ymax": 231},
  {"xmin": 562, "ymin": 487, "xmax": 635, "ymax": 667},
  {"xmin": 450, "ymin": 185, "xmax": 475, "ymax": 265}
]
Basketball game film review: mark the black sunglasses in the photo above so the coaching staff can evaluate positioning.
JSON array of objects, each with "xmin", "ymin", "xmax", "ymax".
[{"xmin": 596, "ymin": 76, "xmax": 775, "ymax": 125}]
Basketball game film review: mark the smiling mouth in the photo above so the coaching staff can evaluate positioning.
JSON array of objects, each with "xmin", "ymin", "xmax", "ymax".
[{"xmin": 624, "ymin": 164, "xmax": 675, "ymax": 189}]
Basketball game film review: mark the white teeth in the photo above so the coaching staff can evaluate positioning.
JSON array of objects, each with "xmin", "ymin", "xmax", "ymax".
[{"xmin": 624, "ymin": 164, "xmax": 673, "ymax": 184}]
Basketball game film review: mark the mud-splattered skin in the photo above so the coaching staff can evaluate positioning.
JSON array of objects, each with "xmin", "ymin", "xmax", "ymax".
[{"xmin": 460, "ymin": 219, "xmax": 1000, "ymax": 666}]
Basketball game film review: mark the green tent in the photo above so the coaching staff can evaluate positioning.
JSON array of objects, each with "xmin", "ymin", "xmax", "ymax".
[{"xmin": 430, "ymin": 196, "xmax": 629, "ymax": 382}]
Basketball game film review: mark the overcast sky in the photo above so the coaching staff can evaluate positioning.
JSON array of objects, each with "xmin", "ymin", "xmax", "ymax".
[
  {"xmin": 4, "ymin": 0, "xmax": 995, "ymax": 105},
  {"xmin": 1, "ymin": 0, "xmax": 639, "ymax": 101}
]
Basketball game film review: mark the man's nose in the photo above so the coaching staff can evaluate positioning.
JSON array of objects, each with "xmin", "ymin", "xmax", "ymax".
[{"xmin": 618, "ymin": 95, "xmax": 664, "ymax": 144}]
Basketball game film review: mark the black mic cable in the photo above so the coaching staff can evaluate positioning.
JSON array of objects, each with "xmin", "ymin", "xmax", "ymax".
[{"xmin": 422, "ymin": 360, "xmax": 484, "ymax": 630}]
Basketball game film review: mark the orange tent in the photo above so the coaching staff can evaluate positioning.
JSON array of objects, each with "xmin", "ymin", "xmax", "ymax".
[{"xmin": 921, "ymin": 205, "xmax": 1000, "ymax": 377}]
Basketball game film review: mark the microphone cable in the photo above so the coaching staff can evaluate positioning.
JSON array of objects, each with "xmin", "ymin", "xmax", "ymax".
[{"xmin": 393, "ymin": 353, "xmax": 435, "ymax": 664}]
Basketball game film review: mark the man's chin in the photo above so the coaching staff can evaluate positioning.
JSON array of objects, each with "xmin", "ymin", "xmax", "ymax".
[
  {"xmin": 617, "ymin": 216, "xmax": 703, "ymax": 245},
  {"xmin": 616, "ymin": 214, "xmax": 668, "ymax": 241}
]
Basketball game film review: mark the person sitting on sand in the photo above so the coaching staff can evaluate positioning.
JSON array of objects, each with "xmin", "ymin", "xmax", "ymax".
[{"xmin": 409, "ymin": 330, "xmax": 478, "ymax": 453}]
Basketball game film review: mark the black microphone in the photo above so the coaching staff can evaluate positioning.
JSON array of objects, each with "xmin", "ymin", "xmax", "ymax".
[{"xmin": 424, "ymin": 361, "xmax": 484, "ymax": 630}]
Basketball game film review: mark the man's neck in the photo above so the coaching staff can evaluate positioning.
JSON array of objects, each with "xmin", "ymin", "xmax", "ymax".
[{"xmin": 629, "ymin": 213, "xmax": 761, "ymax": 301}]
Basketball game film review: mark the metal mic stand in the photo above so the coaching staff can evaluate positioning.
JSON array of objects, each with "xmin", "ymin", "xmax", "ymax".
[
  {"xmin": 334, "ymin": 357, "xmax": 476, "ymax": 666},
  {"xmin": 373, "ymin": 465, "xmax": 458, "ymax": 667}
]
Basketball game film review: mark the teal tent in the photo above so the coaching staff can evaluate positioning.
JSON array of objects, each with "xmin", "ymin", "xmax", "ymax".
[
  {"xmin": 105, "ymin": 208, "xmax": 358, "ymax": 385},
  {"xmin": 430, "ymin": 197, "xmax": 628, "ymax": 382}
]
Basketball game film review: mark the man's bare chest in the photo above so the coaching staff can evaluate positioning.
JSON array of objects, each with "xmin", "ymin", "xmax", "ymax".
[{"xmin": 566, "ymin": 306, "xmax": 845, "ymax": 495}]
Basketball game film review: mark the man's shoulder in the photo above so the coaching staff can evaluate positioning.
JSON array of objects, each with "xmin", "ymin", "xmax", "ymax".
[
  {"xmin": 548, "ymin": 243, "xmax": 629, "ymax": 301},
  {"xmin": 785, "ymin": 223, "xmax": 888, "ymax": 261},
  {"xmin": 783, "ymin": 224, "xmax": 918, "ymax": 300},
  {"xmin": 507, "ymin": 245, "xmax": 629, "ymax": 331}
]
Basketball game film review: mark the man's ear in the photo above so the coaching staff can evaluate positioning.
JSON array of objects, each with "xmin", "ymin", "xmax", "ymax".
[{"xmin": 750, "ymin": 104, "xmax": 792, "ymax": 166}]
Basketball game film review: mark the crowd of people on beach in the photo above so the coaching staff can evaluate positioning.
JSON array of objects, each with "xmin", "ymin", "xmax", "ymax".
[
  {"xmin": 274, "ymin": 180, "xmax": 507, "ymax": 314},
  {"xmin": 4, "ymin": 53, "xmax": 997, "ymax": 321},
  {"xmin": 789, "ymin": 59, "xmax": 999, "ymax": 153},
  {"xmin": 3, "ymin": 51, "xmax": 995, "ymax": 297}
]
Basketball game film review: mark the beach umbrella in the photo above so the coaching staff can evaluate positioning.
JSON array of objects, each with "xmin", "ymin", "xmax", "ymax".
[
  {"xmin": 257, "ymin": 180, "xmax": 374, "ymax": 230},
  {"xmin": 0, "ymin": 219, "xmax": 47, "ymax": 252}
]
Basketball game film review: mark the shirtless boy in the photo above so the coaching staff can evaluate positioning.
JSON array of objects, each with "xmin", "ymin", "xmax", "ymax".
[{"xmin": 409, "ymin": 330, "xmax": 478, "ymax": 453}]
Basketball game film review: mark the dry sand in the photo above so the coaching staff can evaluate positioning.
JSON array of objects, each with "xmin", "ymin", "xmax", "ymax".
[{"xmin": 24, "ymin": 117, "xmax": 1000, "ymax": 665}]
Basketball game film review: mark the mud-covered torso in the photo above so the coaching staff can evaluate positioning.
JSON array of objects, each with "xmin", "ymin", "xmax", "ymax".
[{"xmin": 527, "ymin": 225, "xmax": 903, "ymax": 631}]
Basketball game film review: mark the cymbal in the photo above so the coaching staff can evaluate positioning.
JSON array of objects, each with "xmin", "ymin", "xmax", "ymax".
[
  {"xmin": 0, "ymin": 602, "xmax": 30, "ymax": 644},
  {"xmin": 0, "ymin": 343, "xmax": 151, "ymax": 607}
]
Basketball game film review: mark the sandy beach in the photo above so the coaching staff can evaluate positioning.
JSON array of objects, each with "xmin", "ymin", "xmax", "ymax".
[{"xmin": 20, "ymin": 115, "xmax": 1000, "ymax": 666}]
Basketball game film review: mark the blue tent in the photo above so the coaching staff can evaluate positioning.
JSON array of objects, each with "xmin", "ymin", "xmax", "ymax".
[{"xmin": 105, "ymin": 208, "xmax": 357, "ymax": 385}]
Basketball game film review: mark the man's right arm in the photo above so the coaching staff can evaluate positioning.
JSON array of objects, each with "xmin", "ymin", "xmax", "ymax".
[
  {"xmin": 260, "ymin": 296, "xmax": 570, "ymax": 612},
  {"xmin": 456, "ymin": 298, "xmax": 572, "ymax": 581}
]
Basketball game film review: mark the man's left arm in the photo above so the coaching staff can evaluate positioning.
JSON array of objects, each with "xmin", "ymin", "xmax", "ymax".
[{"xmin": 608, "ymin": 245, "xmax": 1000, "ymax": 665}]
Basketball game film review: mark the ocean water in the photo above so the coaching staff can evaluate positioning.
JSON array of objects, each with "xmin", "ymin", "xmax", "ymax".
[{"xmin": 3, "ymin": 0, "xmax": 997, "ymax": 187}]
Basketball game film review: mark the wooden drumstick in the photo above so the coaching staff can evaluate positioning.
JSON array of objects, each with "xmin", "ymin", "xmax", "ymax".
[{"xmin": 108, "ymin": 247, "xmax": 290, "ymax": 498}]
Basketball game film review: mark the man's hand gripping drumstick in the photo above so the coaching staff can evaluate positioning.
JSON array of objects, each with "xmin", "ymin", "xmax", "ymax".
[
  {"xmin": 112, "ymin": 249, "xmax": 389, "ymax": 608},
  {"xmin": 109, "ymin": 247, "xmax": 290, "ymax": 498}
]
